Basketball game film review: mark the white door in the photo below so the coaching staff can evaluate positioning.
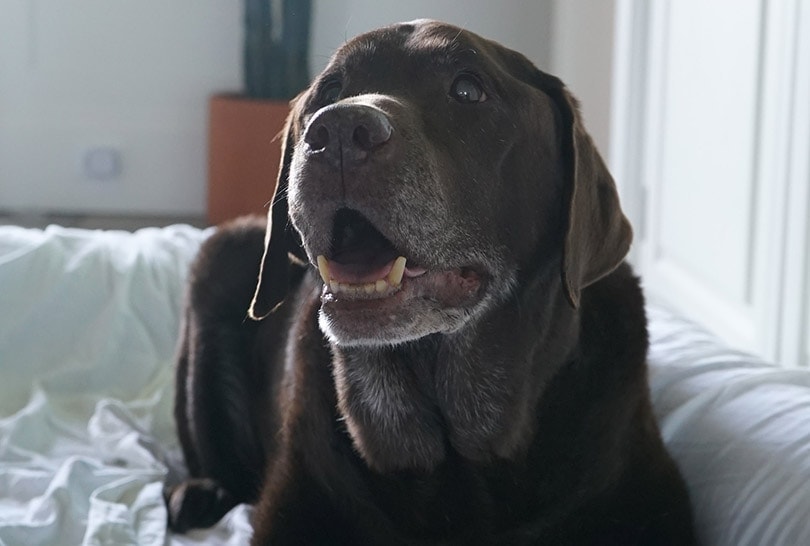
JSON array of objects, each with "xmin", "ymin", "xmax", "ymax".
[{"xmin": 610, "ymin": 0, "xmax": 810, "ymax": 367}]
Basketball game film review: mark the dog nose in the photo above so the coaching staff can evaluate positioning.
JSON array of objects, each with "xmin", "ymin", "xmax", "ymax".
[{"xmin": 304, "ymin": 104, "xmax": 393, "ymax": 165}]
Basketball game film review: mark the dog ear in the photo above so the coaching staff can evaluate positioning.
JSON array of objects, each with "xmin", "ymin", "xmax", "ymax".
[
  {"xmin": 491, "ymin": 47, "xmax": 632, "ymax": 308},
  {"xmin": 552, "ymin": 89, "xmax": 633, "ymax": 309},
  {"xmin": 248, "ymin": 100, "xmax": 302, "ymax": 320}
]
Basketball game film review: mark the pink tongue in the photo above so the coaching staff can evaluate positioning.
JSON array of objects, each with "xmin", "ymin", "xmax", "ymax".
[{"xmin": 329, "ymin": 258, "xmax": 395, "ymax": 284}]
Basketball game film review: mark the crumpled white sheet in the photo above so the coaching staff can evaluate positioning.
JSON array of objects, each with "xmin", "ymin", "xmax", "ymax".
[
  {"xmin": 2, "ymin": 224, "xmax": 810, "ymax": 546},
  {"xmin": 0, "ymin": 225, "xmax": 253, "ymax": 546}
]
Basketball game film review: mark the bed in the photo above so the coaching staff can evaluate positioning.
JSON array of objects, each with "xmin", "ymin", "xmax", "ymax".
[{"xmin": 1, "ymin": 224, "xmax": 808, "ymax": 545}]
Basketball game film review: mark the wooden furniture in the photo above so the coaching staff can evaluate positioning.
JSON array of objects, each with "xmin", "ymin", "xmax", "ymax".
[{"xmin": 207, "ymin": 94, "xmax": 288, "ymax": 225}]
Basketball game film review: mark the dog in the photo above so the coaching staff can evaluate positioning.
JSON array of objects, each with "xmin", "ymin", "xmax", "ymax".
[{"xmin": 165, "ymin": 20, "xmax": 697, "ymax": 545}]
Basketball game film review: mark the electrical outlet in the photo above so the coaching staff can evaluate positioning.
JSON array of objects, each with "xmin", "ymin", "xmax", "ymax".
[{"xmin": 82, "ymin": 147, "xmax": 122, "ymax": 181}]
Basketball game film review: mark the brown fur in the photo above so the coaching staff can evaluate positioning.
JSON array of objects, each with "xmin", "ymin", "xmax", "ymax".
[{"xmin": 166, "ymin": 20, "xmax": 697, "ymax": 545}]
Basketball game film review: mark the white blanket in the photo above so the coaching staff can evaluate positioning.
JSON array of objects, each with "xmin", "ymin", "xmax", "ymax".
[
  {"xmin": 1, "ymin": 225, "xmax": 809, "ymax": 545},
  {"xmin": 0, "ymin": 225, "xmax": 251, "ymax": 546}
]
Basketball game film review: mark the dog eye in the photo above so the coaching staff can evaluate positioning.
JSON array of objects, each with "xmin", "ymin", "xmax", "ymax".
[
  {"xmin": 320, "ymin": 81, "xmax": 342, "ymax": 105},
  {"xmin": 450, "ymin": 74, "xmax": 487, "ymax": 104}
]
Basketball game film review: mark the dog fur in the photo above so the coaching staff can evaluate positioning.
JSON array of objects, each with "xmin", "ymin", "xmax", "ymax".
[{"xmin": 165, "ymin": 20, "xmax": 697, "ymax": 545}]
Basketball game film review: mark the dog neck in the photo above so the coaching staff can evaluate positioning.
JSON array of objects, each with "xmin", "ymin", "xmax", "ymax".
[{"xmin": 329, "ymin": 269, "xmax": 578, "ymax": 474}]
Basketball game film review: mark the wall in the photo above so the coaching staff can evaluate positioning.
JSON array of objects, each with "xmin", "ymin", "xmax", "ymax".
[
  {"xmin": 310, "ymin": 0, "xmax": 553, "ymax": 74},
  {"xmin": 0, "ymin": 0, "xmax": 242, "ymax": 216},
  {"xmin": 0, "ymin": 0, "xmax": 614, "ymax": 217},
  {"xmin": 548, "ymin": 0, "xmax": 616, "ymax": 160}
]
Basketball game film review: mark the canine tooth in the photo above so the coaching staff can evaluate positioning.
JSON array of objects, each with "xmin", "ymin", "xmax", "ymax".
[
  {"xmin": 316, "ymin": 255, "xmax": 330, "ymax": 284},
  {"xmin": 388, "ymin": 257, "xmax": 407, "ymax": 286},
  {"xmin": 375, "ymin": 279, "xmax": 388, "ymax": 292}
]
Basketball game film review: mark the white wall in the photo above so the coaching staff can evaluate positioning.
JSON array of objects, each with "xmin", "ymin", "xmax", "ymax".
[
  {"xmin": 549, "ymin": 0, "xmax": 616, "ymax": 159},
  {"xmin": 0, "ymin": 0, "xmax": 614, "ymax": 217},
  {"xmin": 310, "ymin": 0, "xmax": 553, "ymax": 75},
  {"xmin": 0, "ymin": 0, "xmax": 241, "ymax": 216}
]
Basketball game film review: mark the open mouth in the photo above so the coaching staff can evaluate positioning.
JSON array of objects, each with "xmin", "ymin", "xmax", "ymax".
[
  {"xmin": 312, "ymin": 208, "xmax": 487, "ymax": 343},
  {"xmin": 316, "ymin": 208, "xmax": 427, "ymax": 298}
]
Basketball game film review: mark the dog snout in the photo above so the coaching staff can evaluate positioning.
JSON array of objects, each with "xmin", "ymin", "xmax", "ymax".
[{"xmin": 303, "ymin": 104, "xmax": 393, "ymax": 167}]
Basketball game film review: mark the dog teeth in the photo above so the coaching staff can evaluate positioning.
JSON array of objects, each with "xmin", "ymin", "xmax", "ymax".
[
  {"xmin": 317, "ymin": 255, "xmax": 412, "ymax": 295},
  {"xmin": 387, "ymin": 257, "xmax": 407, "ymax": 287},
  {"xmin": 317, "ymin": 255, "xmax": 330, "ymax": 284},
  {"xmin": 329, "ymin": 281, "xmax": 385, "ymax": 296}
]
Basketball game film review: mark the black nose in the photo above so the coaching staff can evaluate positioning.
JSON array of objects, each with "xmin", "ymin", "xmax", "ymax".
[{"xmin": 303, "ymin": 104, "xmax": 393, "ymax": 166}]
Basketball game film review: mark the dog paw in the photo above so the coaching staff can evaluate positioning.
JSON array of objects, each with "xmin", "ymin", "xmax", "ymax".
[{"xmin": 164, "ymin": 478, "xmax": 238, "ymax": 533}]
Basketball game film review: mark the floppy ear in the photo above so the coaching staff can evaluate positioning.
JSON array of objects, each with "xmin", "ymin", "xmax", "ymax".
[
  {"xmin": 489, "ymin": 47, "xmax": 631, "ymax": 308},
  {"xmin": 552, "ymin": 89, "xmax": 633, "ymax": 308},
  {"xmin": 248, "ymin": 101, "xmax": 302, "ymax": 320}
]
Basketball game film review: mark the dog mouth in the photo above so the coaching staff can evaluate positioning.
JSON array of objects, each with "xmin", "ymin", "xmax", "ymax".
[
  {"xmin": 316, "ymin": 208, "xmax": 425, "ymax": 297},
  {"xmin": 314, "ymin": 208, "xmax": 483, "ymax": 306}
]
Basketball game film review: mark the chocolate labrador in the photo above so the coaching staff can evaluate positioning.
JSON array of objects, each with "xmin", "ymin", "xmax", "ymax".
[{"xmin": 166, "ymin": 20, "xmax": 697, "ymax": 545}]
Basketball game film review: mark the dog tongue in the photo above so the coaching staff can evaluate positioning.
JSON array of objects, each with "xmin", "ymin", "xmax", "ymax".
[{"xmin": 329, "ymin": 254, "xmax": 396, "ymax": 284}]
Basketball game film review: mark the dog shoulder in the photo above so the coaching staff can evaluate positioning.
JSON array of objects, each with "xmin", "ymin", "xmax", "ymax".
[
  {"xmin": 187, "ymin": 215, "xmax": 269, "ymax": 319},
  {"xmin": 579, "ymin": 261, "xmax": 648, "ymax": 365}
]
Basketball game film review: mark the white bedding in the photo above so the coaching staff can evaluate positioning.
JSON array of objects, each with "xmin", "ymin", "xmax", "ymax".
[
  {"xmin": 0, "ymin": 225, "xmax": 252, "ymax": 546},
  {"xmin": 646, "ymin": 306, "xmax": 810, "ymax": 546},
  {"xmin": 1, "ymin": 224, "xmax": 809, "ymax": 545}
]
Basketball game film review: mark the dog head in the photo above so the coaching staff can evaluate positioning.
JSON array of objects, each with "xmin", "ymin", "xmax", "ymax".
[{"xmin": 249, "ymin": 20, "xmax": 631, "ymax": 347}]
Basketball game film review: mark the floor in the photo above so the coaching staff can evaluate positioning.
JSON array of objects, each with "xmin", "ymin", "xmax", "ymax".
[{"xmin": 0, "ymin": 210, "xmax": 209, "ymax": 231}]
